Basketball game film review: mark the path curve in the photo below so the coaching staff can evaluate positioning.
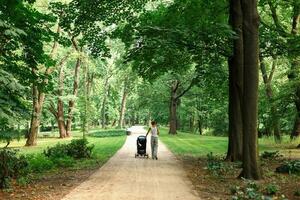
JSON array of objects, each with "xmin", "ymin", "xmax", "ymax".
[{"xmin": 62, "ymin": 126, "xmax": 200, "ymax": 200}]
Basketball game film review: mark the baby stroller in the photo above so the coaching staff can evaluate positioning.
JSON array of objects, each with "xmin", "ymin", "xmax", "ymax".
[{"xmin": 135, "ymin": 135, "xmax": 149, "ymax": 158}]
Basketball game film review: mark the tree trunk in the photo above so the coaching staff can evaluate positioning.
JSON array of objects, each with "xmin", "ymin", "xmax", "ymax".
[
  {"xmin": 58, "ymin": 64, "xmax": 67, "ymax": 138},
  {"xmin": 101, "ymin": 77, "xmax": 110, "ymax": 129},
  {"xmin": 26, "ymin": 85, "xmax": 43, "ymax": 146},
  {"xmin": 198, "ymin": 117, "xmax": 202, "ymax": 135},
  {"xmin": 239, "ymin": 0, "xmax": 262, "ymax": 179},
  {"xmin": 226, "ymin": 0, "xmax": 243, "ymax": 162},
  {"xmin": 290, "ymin": 7, "xmax": 300, "ymax": 139},
  {"xmin": 169, "ymin": 81, "xmax": 179, "ymax": 134},
  {"xmin": 57, "ymin": 98, "xmax": 67, "ymax": 138},
  {"xmin": 260, "ymin": 57, "xmax": 281, "ymax": 142},
  {"xmin": 118, "ymin": 81, "xmax": 128, "ymax": 129},
  {"xmin": 66, "ymin": 57, "xmax": 81, "ymax": 137}
]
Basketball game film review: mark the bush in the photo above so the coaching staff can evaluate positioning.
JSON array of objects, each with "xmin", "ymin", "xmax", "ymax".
[
  {"xmin": 276, "ymin": 160, "xmax": 300, "ymax": 175},
  {"xmin": 27, "ymin": 154, "xmax": 55, "ymax": 172},
  {"xmin": 294, "ymin": 189, "xmax": 300, "ymax": 197},
  {"xmin": 0, "ymin": 148, "xmax": 28, "ymax": 189},
  {"xmin": 51, "ymin": 156, "xmax": 74, "ymax": 168},
  {"xmin": 43, "ymin": 143, "xmax": 69, "ymax": 158},
  {"xmin": 265, "ymin": 184, "xmax": 279, "ymax": 195},
  {"xmin": 44, "ymin": 138, "xmax": 94, "ymax": 159},
  {"xmin": 67, "ymin": 139, "xmax": 94, "ymax": 159}
]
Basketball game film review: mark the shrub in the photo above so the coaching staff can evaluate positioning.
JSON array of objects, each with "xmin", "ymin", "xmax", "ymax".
[
  {"xmin": 276, "ymin": 160, "xmax": 300, "ymax": 175},
  {"xmin": 0, "ymin": 148, "xmax": 28, "ymax": 189},
  {"xmin": 27, "ymin": 154, "xmax": 55, "ymax": 172},
  {"xmin": 294, "ymin": 189, "xmax": 300, "ymax": 197},
  {"xmin": 44, "ymin": 138, "xmax": 94, "ymax": 159},
  {"xmin": 43, "ymin": 143, "xmax": 69, "ymax": 158},
  {"xmin": 265, "ymin": 184, "xmax": 279, "ymax": 195},
  {"xmin": 51, "ymin": 156, "xmax": 74, "ymax": 168},
  {"xmin": 67, "ymin": 138, "xmax": 94, "ymax": 159}
]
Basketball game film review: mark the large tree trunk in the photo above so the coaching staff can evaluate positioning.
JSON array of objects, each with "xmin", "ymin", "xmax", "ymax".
[
  {"xmin": 260, "ymin": 57, "xmax": 281, "ymax": 142},
  {"xmin": 226, "ymin": 0, "xmax": 243, "ymax": 162},
  {"xmin": 66, "ymin": 57, "xmax": 81, "ymax": 137},
  {"xmin": 290, "ymin": 7, "xmax": 300, "ymax": 139},
  {"xmin": 169, "ymin": 81, "xmax": 179, "ymax": 134},
  {"xmin": 25, "ymin": 85, "xmax": 44, "ymax": 146},
  {"xmin": 118, "ymin": 80, "xmax": 128, "ymax": 129},
  {"xmin": 239, "ymin": 0, "xmax": 262, "ymax": 180}
]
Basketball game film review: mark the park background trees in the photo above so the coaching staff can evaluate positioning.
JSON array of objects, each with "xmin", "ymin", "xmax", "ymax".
[{"xmin": 1, "ymin": 0, "xmax": 300, "ymax": 181}]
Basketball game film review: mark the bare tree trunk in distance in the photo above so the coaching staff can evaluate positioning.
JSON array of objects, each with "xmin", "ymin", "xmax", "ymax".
[
  {"xmin": 169, "ymin": 81, "xmax": 179, "ymax": 134},
  {"xmin": 118, "ymin": 79, "xmax": 128, "ymax": 129},
  {"xmin": 260, "ymin": 56, "xmax": 281, "ymax": 142},
  {"xmin": 290, "ymin": 7, "xmax": 300, "ymax": 139},
  {"xmin": 101, "ymin": 76, "xmax": 110, "ymax": 129},
  {"xmin": 66, "ymin": 57, "xmax": 81, "ymax": 137}
]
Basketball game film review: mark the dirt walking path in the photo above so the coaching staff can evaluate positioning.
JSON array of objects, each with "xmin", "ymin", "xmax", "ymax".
[{"xmin": 62, "ymin": 126, "xmax": 200, "ymax": 200}]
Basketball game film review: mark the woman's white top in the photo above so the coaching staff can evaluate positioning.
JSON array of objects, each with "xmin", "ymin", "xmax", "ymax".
[{"xmin": 151, "ymin": 127, "xmax": 158, "ymax": 137}]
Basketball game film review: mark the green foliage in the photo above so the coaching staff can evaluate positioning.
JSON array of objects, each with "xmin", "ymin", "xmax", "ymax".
[
  {"xmin": 16, "ymin": 176, "xmax": 30, "ymax": 187},
  {"xmin": 265, "ymin": 184, "xmax": 279, "ymax": 195},
  {"xmin": 67, "ymin": 138, "xmax": 94, "ymax": 159},
  {"xmin": 43, "ymin": 143, "xmax": 69, "ymax": 158},
  {"xmin": 50, "ymin": 156, "xmax": 74, "ymax": 168},
  {"xmin": 206, "ymin": 152, "xmax": 230, "ymax": 177},
  {"xmin": 276, "ymin": 160, "xmax": 300, "ymax": 175},
  {"xmin": 27, "ymin": 154, "xmax": 55, "ymax": 172},
  {"xmin": 90, "ymin": 129, "xmax": 125, "ymax": 138},
  {"xmin": 0, "ymin": 149, "xmax": 28, "ymax": 189},
  {"xmin": 294, "ymin": 188, "xmax": 300, "ymax": 197},
  {"xmin": 0, "ymin": 129, "xmax": 23, "ymax": 147},
  {"xmin": 231, "ymin": 181, "xmax": 262, "ymax": 200},
  {"xmin": 44, "ymin": 138, "xmax": 94, "ymax": 159}
]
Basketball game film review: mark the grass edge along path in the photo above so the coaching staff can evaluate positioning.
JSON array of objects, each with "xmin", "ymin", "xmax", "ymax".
[{"xmin": 159, "ymin": 128, "xmax": 300, "ymax": 158}]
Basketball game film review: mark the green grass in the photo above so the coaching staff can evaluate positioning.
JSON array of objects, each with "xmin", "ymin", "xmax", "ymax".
[
  {"xmin": 0, "ymin": 128, "xmax": 127, "ymax": 169},
  {"xmin": 159, "ymin": 128, "xmax": 300, "ymax": 158}
]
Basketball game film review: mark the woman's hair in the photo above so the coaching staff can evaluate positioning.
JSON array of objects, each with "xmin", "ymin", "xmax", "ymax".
[{"xmin": 151, "ymin": 121, "xmax": 156, "ymax": 126}]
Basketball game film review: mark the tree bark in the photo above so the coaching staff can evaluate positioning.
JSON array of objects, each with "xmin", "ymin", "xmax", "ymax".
[
  {"xmin": 169, "ymin": 81, "xmax": 179, "ymax": 134},
  {"xmin": 26, "ymin": 85, "xmax": 44, "ymax": 146},
  {"xmin": 226, "ymin": 0, "xmax": 243, "ymax": 162},
  {"xmin": 101, "ymin": 76, "xmax": 111, "ymax": 129},
  {"xmin": 118, "ymin": 79, "xmax": 128, "ymax": 129},
  {"xmin": 260, "ymin": 56, "xmax": 281, "ymax": 142},
  {"xmin": 239, "ymin": 0, "xmax": 262, "ymax": 180},
  {"xmin": 66, "ymin": 57, "xmax": 81, "ymax": 136},
  {"xmin": 290, "ymin": 6, "xmax": 300, "ymax": 139}
]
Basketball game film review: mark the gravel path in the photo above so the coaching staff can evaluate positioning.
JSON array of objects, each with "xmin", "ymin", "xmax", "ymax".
[{"xmin": 62, "ymin": 126, "xmax": 200, "ymax": 200}]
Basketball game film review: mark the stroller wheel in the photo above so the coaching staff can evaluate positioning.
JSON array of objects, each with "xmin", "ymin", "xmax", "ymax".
[{"xmin": 135, "ymin": 154, "xmax": 137, "ymax": 158}]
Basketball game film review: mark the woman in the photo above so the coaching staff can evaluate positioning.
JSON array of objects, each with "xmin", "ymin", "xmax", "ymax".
[{"xmin": 146, "ymin": 121, "xmax": 160, "ymax": 160}]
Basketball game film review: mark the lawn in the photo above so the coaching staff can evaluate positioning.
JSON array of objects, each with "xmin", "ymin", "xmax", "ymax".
[
  {"xmin": 159, "ymin": 128, "xmax": 300, "ymax": 158},
  {"xmin": 0, "ymin": 129, "xmax": 127, "ymax": 168}
]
